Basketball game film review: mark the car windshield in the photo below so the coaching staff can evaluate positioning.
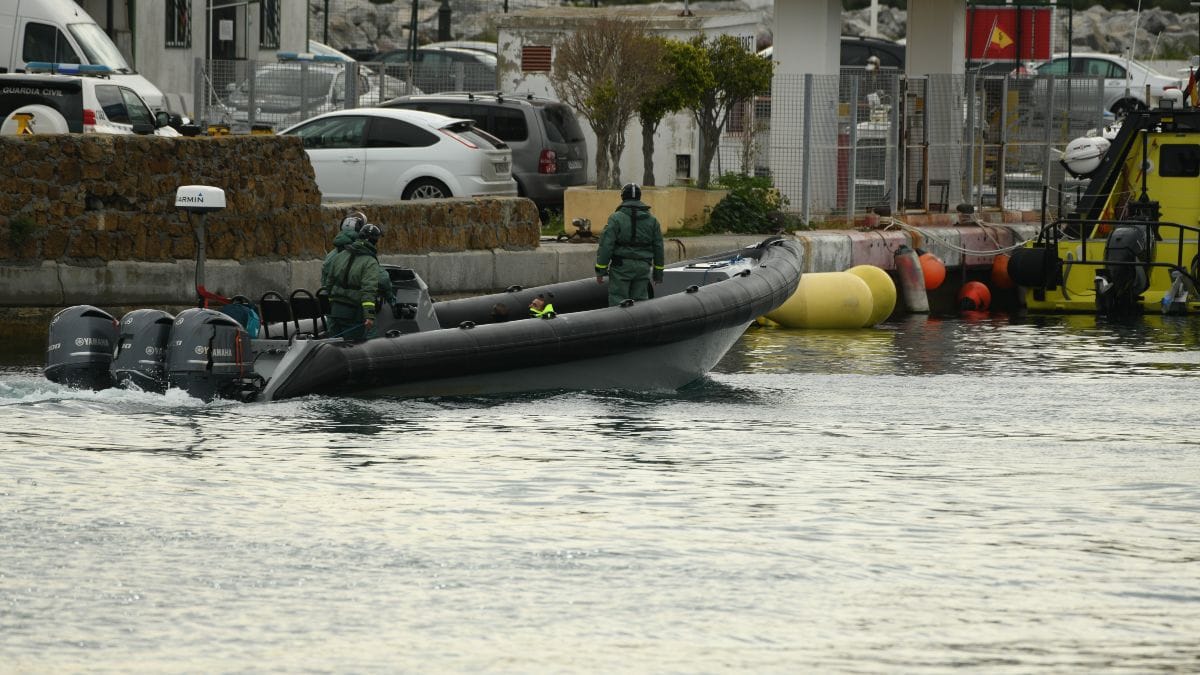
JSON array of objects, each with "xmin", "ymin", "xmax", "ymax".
[
  {"xmin": 67, "ymin": 22, "xmax": 133, "ymax": 73},
  {"xmin": 541, "ymin": 104, "xmax": 585, "ymax": 143}
]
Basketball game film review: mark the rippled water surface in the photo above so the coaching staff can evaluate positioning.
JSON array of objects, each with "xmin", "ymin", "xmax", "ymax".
[{"xmin": 3, "ymin": 314, "xmax": 1200, "ymax": 672}]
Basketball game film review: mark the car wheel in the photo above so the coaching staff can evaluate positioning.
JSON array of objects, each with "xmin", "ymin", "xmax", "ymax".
[
  {"xmin": 402, "ymin": 178, "xmax": 451, "ymax": 200},
  {"xmin": 1111, "ymin": 98, "xmax": 1146, "ymax": 119}
]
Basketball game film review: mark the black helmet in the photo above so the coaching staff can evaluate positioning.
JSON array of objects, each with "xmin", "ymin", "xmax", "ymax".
[
  {"xmin": 620, "ymin": 183, "xmax": 641, "ymax": 201},
  {"xmin": 359, "ymin": 223, "xmax": 382, "ymax": 244},
  {"xmin": 340, "ymin": 211, "xmax": 367, "ymax": 232}
]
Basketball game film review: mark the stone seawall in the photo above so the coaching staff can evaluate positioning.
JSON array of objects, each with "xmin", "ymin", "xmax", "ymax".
[
  {"xmin": 0, "ymin": 134, "xmax": 540, "ymax": 307},
  {"xmin": 0, "ymin": 134, "xmax": 539, "ymax": 265}
]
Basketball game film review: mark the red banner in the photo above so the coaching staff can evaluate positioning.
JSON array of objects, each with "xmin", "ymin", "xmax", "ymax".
[{"xmin": 966, "ymin": 7, "xmax": 1053, "ymax": 61}]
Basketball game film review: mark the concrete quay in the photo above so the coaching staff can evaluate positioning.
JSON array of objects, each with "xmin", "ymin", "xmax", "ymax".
[{"xmin": 0, "ymin": 222, "xmax": 1040, "ymax": 309}]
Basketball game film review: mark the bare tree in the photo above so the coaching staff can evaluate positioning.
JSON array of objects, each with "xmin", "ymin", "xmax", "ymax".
[{"xmin": 550, "ymin": 18, "xmax": 667, "ymax": 190}]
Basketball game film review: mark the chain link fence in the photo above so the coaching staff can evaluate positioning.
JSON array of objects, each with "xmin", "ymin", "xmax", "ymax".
[
  {"xmin": 196, "ymin": 57, "xmax": 495, "ymax": 131},
  {"xmin": 720, "ymin": 70, "xmax": 1107, "ymax": 224}
]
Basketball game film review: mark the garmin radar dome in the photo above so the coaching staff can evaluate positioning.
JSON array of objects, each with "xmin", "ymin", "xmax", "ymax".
[{"xmin": 175, "ymin": 185, "xmax": 227, "ymax": 213}]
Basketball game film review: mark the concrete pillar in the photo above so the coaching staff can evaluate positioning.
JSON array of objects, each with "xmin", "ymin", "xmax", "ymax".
[
  {"xmin": 907, "ymin": 0, "xmax": 967, "ymax": 76},
  {"xmin": 771, "ymin": 0, "xmax": 841, "ymax": 220}
]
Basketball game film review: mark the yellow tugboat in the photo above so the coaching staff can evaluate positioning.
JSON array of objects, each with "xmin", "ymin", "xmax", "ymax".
[{"xmin": 1008, "ymin": 91, "xmax": 1200, "ymax": 317}]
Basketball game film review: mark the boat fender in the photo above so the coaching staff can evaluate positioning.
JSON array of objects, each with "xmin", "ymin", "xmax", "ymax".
[
  {"xmin": 1007, "ymin": 247, "xmax": 1058, "ymax": 288},
  {"xmin": 894, "ymin": 246, "xmax": 930, "ymax": 313},
  {"xmin": 990, "ymin": 254, "xmax": 1016, "ymax": 290},
  {"xmin": 917, "ymin": 250, "xmax": 946, "ymax": 290},
  {"xmin": 957, "ymin": 281, "xmax": 992, "ymax": 311},
  {"xmin": 459, "ymin": 321, "xmax": 476, "ymax": 329},
  {"xmin": 44, "ymin": 305, "xmax": 119, "ymax": 390},
  {"xmin": 686, "ymin": 285, "xmax": 700, "ymax": 293}
]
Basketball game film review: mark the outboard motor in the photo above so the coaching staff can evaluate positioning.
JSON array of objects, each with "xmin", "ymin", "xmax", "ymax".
[
  {"xmin": 111, "ymin": 309, "xmax": 176, "ymax": 393},
  {"xmin": 44, "ymin": 305, "xmax": 118, "ymax": 390},
  {"xmin": 165, "ymin": 308, "xmax": 259, "ymax": 401},
  {"xmin": 1097, "ymin": 225, "xmax": 1154, "ymax": 316}
]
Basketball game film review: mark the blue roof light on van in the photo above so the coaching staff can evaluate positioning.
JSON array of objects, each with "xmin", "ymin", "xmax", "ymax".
[
  {"xmin": 25, "ymin": 62, "xmax": 113, "ymax": 76},
  {"xmin": 276, "ymin": 52, "xmax": 344, "ymax": 63}
]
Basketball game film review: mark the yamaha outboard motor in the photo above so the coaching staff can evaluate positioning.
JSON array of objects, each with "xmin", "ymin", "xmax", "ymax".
[
  {"xmin": 165, "ymin": 308, "xmax": 258, "ymax": 401},
  {"xmin": 44, "ymin": 305, "xmax": 118, "ymax": 390},
  {"xmin": 111, "ymin": 309, "xmax": 176, "ymax": 393},
  {"xmin": 1097, "ymin": 224, "xmax": 1154, "ymax": 317}
]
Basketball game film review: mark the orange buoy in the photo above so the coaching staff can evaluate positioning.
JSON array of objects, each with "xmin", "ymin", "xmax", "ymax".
[
  {"xmin": 918, "ymin": 251, "xmax": 946, "ymax": 290},
  {"xmin": 990, "ymin": 254, "xmax": 1015, "ymax": 290},
  {"xmin": 957, "ymin": 280, "xmax": 992, "ymax": 311}
]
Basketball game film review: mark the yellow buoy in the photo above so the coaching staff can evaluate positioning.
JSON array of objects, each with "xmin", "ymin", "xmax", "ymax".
[
  {"xmin": 846, "ymin": 264, "xmax": 898, "ymax": 327},
  {"xmin": 765, "ymin": 271, "xmax": 874, "ymax": 329}
]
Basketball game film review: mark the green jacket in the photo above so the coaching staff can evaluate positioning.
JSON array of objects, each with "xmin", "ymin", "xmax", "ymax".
[
  {"xmin": 320, "ymin": 229, "xmax": 359, "ymax": 289},
  {"xmin": 325, "ymin": 239, "xmax": 385, "ymax": 319},
  {"xmin": 595, "ymin": 199, "xmax": 665, "ymax": 281}
]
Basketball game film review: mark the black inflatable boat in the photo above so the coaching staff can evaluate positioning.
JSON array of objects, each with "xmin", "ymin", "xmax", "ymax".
[{"xmin": 45, "ymin": 237, "xmax": 802, "ymax": 401}]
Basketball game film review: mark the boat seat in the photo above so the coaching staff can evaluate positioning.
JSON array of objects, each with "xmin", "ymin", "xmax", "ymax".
[
  {"xmin": 259, "ymin": 291, "xmax": 291, "ymax": 339},
  {"xmin": 289, "ymin": 289, "xmax": 327, "ymax": 337},
  {"xmin": 316, "ymin": 287, "xmax": 332, "ymax": 316}
]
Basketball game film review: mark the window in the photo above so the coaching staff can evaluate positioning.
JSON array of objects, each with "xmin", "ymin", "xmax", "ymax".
[
  {"xmin": 541, "ymin": 104, "xmax": 584, "ymax": 143},
  {"xmin": 287, "ymin": 116, "xmax": 367, "ymax": 149},
  {"xmin": 259, "ymin": 0, "xmax": 280, "ymax": 49},
  {"xmin": 95, "ymin": 84, "xmax": 128, "ymax": 123},
  {"xmin": 165, "ymin": 0, "xmax": 190, "ymax": 49},
  {"xmin": 1038, "ymin": 59, "xmax": 1070, "ymax": 76},
  {"xmin": 23, "ymin": 22, "xmax": 79, "ymax": 64},
  {"xmin": 121, "ymin": 88, "xmax": 154, "ymax": 128},
  {"xmin": 1160, "ymin": 144, "xmax": 1200, "ymax": 178},
  {"xmin": 365, "ymin": 116, "xmax": 438, "ymax": 148},
  {"xmin": 490, "ymin": 107, "xmax": 528, "ymax": 142}
]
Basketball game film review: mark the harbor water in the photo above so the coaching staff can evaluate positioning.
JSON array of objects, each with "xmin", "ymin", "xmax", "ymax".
[{"xmin": 3, "ymin": 313, "xmax": 1200, "ymax": 672}]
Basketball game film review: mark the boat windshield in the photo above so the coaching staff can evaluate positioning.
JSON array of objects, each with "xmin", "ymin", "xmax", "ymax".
[{"xmin": 68, "ymin": 22, "xmax": 133, "ymax": 74}]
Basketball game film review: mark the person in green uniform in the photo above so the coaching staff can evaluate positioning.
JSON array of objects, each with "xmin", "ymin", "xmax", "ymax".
[
  {"xmin": 323, "ymin": 223, "xmax": 386, "ymax": 341},
  {"xmin": 595, "ymin": 183, "xmax": 665, "ymax": 306},
  {"xmin": 321, "ymin": 211, "xmax": 367, "ymax": 285}
]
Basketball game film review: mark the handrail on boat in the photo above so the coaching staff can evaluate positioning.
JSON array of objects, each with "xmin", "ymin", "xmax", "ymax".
[{"xmin": 1032, "ymin": 217, "xmax": 1200, "ymax": 289}]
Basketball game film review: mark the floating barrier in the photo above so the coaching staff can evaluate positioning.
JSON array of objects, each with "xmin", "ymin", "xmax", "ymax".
[
  {"xmin": 764, "ymin": 271, "xmax": 873, "ymax": 329},
  {"xmin": 846, "ymin": 264, "xmax": 897, "ymax": 326}
]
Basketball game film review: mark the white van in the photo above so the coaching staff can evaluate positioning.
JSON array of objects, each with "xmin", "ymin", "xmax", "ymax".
[{"xmin": 0, "ymin": 0, "xmax": 165, "ymax": 110}]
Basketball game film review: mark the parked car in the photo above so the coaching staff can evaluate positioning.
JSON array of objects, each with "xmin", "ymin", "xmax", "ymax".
[
  {"xmin": 372, "ymin": 46, "xmax": 497, "ymax": 94},
  {"xmin": 757, "ymin": 36, "xmax": 906, "ymax": 69},
  {"xmin": 1032, "ymin": 52, "xmax": 1183, "ymax": 116},
  {"xmin": 220, "ymin": 57, "xmax": 419, "ymax": 130},
  {"xmin": 421, "ymin": 40, "xmax": 498, "ymax": 58},
  {"xmin": 381, "ymin": 92, "xmax": 587, "ymax": 214},
  {"xmin": 278, "ymin": 107, "xmax": 518, "ymax": 202},
  {"xmin": 0, "ymin": 63, "xmax": 180, "ymax": 136}
]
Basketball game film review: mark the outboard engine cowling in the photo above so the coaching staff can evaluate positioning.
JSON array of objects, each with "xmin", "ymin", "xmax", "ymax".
[
  {"xmin": 111, "ymin": 309, "xmax": 176, "ymax": 392},
  {"xmin": 166, "ymin": 308, "xmax": 257, "ymax": 401},
  {"xmin": 44, "ymin": 305, "xmax": 118, "ymax": 390},
  {"xmin": 1098, "ymin": 225, "xmax": 1154, "ymax": 316}
]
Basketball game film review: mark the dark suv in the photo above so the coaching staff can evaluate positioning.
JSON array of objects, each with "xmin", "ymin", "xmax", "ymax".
[{"xmin": 382, "ymin": 92, "xmax": 588, "ymax": 215}]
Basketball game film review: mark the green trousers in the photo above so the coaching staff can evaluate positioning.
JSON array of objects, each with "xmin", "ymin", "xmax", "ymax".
[
  {"xmin": 607, "ymin": 258, "xmax": 652, "ymax": 307},
  {"xmin": 326, "ymin": 302, "xmax": 376, "ymax": 341}
]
